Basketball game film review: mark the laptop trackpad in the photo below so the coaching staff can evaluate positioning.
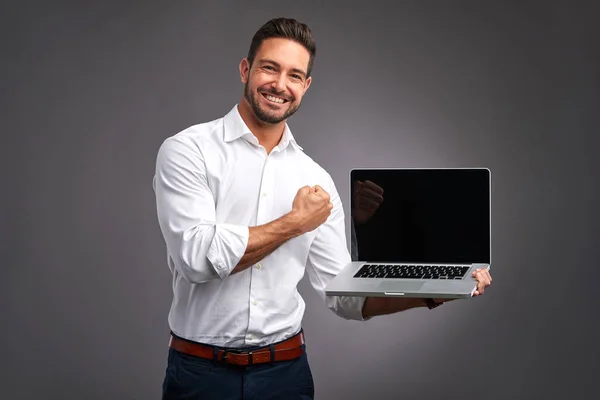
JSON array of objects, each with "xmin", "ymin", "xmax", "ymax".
[{"xmin": 378, "ymin": 281, "xmax": 424, "ymax": 292}]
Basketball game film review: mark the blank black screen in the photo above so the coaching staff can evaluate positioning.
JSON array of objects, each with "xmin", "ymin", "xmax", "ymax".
[{"xmin": 351, "ymin": 169, "xmax": 490, "ymax": 264}]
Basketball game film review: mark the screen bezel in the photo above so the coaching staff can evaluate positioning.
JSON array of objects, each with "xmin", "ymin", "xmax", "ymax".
[{"xmin": 349, "ymin": 167, "xmax": 492, "ymax": 264}]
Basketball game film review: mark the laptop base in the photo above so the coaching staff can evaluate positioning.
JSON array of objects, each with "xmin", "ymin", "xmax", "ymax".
[{"xmin": 324, "ymin": 262, "xmax": 489, "ymax": 299}]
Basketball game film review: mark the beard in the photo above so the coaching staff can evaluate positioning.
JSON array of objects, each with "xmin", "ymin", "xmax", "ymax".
[{"xmin": 244, "ymin": 82, "xmax": 301, "ymax": 124}]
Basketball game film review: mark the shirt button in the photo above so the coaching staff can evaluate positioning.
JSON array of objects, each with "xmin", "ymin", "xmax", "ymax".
[
  {"xmin": 256, "ymin": 263, "xmax": 262, "ymax": 269},
  {"xmin": 248, "ymin": 334, "xmax": 254, "ymax": 340},
  {"xmin": 262, "ymin": 192, "xmax": 267, "ymax": 197},
  {"xmin": 253, "ymin": 300, "xmax": 258, "ymax": 306}
]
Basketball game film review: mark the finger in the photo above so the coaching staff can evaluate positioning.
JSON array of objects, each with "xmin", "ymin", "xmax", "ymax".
[
  {"xmin": 478, "ymin": 269, "xmax": 491, "ymax": 286},
  {"xmin": 363, "ymin": 180, "xmax": 384, "ymax": 194},
  {"xmin": 300, "ymin": 185, "xmax": 311, "ymax": 194},
  {"xmin": 358, "ymin": 197, "xmax": 383, "ymax": 209},
  {"xmin": 312, "ymin": 185, "xmax": 321, "ymax": 193},
  {"xmin": 472, "ymin": 268, "xmax": 485, "ymax": 279},
  {"xmin": 484, "ymin": 269, "xmax": 492, "ymax": 284},
  {"xmin": 353, "ymin": 182, "xmax": 364, "ymax": 198},
  {"xmin": 478, "ymin": 270, "xmax": 491, "ymax": 287},
  {"xmin": 314, "ymin": 188, "xmax": 331, "ymax": 202},
  {"xmin": 360, "ymin": 187, "xmax": 384, "ymax": 203},
  {"xmin": 314, "ymin": 185, "xmax": 329, "ymax": 194},
  {"xmin": 472, "ymin": 269, "xmax": 482, "ymax": 290},
  {"xmin": 478, "ymin": 282, "xmax": 485, "ymax": 294},
  {"xmin": 475, "ymin": 271, "xmax": 487, "ymax": 294}
]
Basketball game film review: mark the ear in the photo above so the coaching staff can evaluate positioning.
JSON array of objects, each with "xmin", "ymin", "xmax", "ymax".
[
  {"xmin": 302, "ymin": 76, "xmax": 312, "ymax": 95},
  {"xmin": 239, "ymin": 58, "xmax": 250, "ymax": 84}
]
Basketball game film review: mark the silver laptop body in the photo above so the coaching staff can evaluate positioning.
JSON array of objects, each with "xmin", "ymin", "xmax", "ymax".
[{"xmin": 324, "ymin": 168, "xmax": 491, "ymax": 299}]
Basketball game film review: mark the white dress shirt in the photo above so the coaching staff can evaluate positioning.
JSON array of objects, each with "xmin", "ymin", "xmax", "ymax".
[{"xmin": 153, "ymin": 105, "xmax": 367, "ymax": 348}]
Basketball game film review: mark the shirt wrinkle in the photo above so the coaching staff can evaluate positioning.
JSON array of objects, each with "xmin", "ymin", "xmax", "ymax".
[{"xmin": 154, "ymin": 104, "xmax": 367, "ymax": 348}]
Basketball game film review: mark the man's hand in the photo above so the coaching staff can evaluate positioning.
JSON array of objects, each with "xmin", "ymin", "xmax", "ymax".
[
  {"xmin": 363, "ymin": 268, "xmax": 493, "ymax": 317},
  {"xmin": 472, "ymin": 267, "xmax": 492, "ymax": 296},
  {"xmin": 352, "ymin": 180, "xmax": 384, "ymax": 225},
  {"xmin": 432, "ymin": 267, "xmax": 493, "ymax": 304},
  {"xmin": 290, "ymin": 185, "xmax": 333, "ymax": 233}
]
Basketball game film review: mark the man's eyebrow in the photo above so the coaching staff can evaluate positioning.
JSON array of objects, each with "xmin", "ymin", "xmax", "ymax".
[{"xmin": 258, "ymin": 59, "xmax": 307, "ymax": 77}]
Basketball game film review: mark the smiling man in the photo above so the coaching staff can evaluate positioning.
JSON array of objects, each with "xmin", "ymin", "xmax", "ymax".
[
  {"xmin": 153, "ymin": 17, "xmax": 491, "ymax": 400},
  {"xmin": 241, "ymin": 41, "xmax": 307, "ymax": 125}
]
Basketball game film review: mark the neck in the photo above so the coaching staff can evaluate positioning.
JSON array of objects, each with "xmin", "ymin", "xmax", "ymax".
[{"xmin": 237, "ymin": 100, "xmax": 285, "ymax": 154}]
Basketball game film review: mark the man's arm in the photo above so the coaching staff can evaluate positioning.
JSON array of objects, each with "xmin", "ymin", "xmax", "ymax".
[
  {"xmin": 232, "ymin": 185, "xmax": 334, "ymax": 274},
  {"xmin": 362, "ymin": 297, "xmax": 427, "ymax": 317},
  {"xmin": 154, "ymin": 136, "xmax": 249, "ymax": 283},
  {"xmin": 230, "ymin": 214, "xmax": 300, "ymax": 274},
  {"xmin": 362, "ymin": 265, "xmax": 493, "ymax": 317},
  {"xmin": 154, "ymin": 137, "xmax": 332, "ymax": 282}
]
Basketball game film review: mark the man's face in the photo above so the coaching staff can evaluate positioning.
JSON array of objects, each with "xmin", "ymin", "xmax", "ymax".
[{"xmin": 240, "ymin": 38, "xmax": 312, "ymax": 124}]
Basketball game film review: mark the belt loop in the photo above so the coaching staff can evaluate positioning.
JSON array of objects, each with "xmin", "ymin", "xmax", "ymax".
[
  {"xmin": 213, "ymin": 346, "xmax": 219, "ymax": 365},
  {"xmin": 269, "ymin": 344, "xmax": 275, "ymax": 366}
]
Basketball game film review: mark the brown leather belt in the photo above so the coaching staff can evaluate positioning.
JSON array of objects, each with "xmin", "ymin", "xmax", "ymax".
[{"xmin": 169, "ymin": 331, "xmax": 305, "ymax": 366}]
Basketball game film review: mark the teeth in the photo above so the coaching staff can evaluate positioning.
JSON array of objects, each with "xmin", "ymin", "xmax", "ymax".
[{"xmin": 265, "ymin": 94, "xmax": 285, "ymax": 104}]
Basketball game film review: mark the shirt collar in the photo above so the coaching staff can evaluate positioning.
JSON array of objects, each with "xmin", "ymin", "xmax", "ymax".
[{"xmin": 223, "ymin": 104, "xmax": 303, "ymax": 151}]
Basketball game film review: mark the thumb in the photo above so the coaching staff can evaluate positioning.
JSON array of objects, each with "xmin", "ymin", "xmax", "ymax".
[{"xmin": 354, "ymin": 181, "xmax": 363, "ymax": 193}]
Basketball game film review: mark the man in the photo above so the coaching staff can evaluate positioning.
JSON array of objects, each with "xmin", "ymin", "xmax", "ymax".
[{"xmin": 153, "ymin": 17, "xmax": 492, "ymax": 400}]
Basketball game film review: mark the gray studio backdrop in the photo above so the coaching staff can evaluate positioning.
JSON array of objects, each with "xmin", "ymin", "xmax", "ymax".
[{"xmin": 3, "ymin": 1, "xmax": 599, "ymax": 399}]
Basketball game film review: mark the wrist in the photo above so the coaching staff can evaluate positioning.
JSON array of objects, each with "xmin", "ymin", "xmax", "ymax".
[{"xmin": 281, "ymin": 211, "xmax": 305, "ymax": 237}]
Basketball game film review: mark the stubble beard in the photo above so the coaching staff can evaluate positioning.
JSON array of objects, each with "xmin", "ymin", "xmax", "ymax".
[{"xmin": 244, "ymin": 82, "xmax": 301, "ymax": 124}]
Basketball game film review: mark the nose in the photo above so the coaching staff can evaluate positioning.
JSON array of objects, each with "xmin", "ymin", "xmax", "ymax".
[{"xmin": 271, "ymin": 73, "xmax": 286, "ymax": 93}]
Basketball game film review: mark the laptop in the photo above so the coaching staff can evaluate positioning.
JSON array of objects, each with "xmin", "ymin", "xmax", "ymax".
[{"xmin": 324, "ymin": 168, "xmax": 491, "ymax": 299}]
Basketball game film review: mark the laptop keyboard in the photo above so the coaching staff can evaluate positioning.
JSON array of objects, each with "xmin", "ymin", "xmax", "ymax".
[{"xmin": 353, "ymin": 264, "xmax": 470, "ymax": 279}]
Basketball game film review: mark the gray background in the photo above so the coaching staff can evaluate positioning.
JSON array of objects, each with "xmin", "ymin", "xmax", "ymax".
[{"xmin": 3, "ymin": 1, "xmax": 599, "ymax": 399}]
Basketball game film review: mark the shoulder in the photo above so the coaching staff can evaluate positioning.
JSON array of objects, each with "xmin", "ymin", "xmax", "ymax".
[
  {"xmin": 156, "ymin": 116, "xmax": 224, "ymax": 162},
  {"xmin": 292, "ymin": 148, "xmax": 338, "ymax": 193}
]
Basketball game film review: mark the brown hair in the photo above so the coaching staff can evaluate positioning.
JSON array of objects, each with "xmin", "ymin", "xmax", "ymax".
[{"xmin": 247, "ymin": 17, "xmax": 316, "ymax": 77}]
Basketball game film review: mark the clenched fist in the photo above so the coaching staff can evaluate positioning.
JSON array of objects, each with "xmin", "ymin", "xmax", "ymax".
[
  {"xmin": 291, "ymin": 185, "xmax": 333, "ymax": 233},
  {"xmin": 352, "ymin": 180, "xmax": 384, "ymax": 225}
]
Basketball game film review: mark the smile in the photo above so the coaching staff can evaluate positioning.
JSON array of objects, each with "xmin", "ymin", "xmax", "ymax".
[{"xmin": 261, "ymin": 92, "xmax": 288, "ymax": 104}]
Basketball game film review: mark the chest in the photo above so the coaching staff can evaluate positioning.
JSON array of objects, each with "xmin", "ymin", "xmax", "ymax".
[{"xmin": 204, "ymin": 142, "xmax": 322, "ymax": 225}]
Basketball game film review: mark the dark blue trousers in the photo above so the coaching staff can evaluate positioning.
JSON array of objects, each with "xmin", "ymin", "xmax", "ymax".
[{"xmin": 162, "ymin": 339, "xmax": 315, "ymax": 399}]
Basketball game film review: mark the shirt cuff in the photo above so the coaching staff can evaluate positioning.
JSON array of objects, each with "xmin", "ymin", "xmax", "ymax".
[
  {"xmin": 329, "ymin": 295, "xmax": 372, "ymax": 321},
  {"xmin": 206, "ymin": 223, "xmax": 249, "ymax": 279}
]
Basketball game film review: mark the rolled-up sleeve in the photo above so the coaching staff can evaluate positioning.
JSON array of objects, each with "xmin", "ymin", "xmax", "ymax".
[
  {"xmin": 306, "ymin": 174, "xmax": 370, "ymax": 321},
  {"xmin": 153, "ymin": 136, "xmax": 249, "ymax": 283}
]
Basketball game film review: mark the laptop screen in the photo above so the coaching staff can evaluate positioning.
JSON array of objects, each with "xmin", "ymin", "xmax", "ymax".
[{"xmin": 350, "ymin": 168, "xmax": 490, "ymax": 264}]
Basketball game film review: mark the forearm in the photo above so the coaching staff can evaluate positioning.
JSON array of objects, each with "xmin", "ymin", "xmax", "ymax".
[
  {"xmin": 231, "ymin": 212, "xmax": 303, "ymax": 274},
  {"xmin": 361, "ymin": 296, "xmax": 427, "ymax": 318}
]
